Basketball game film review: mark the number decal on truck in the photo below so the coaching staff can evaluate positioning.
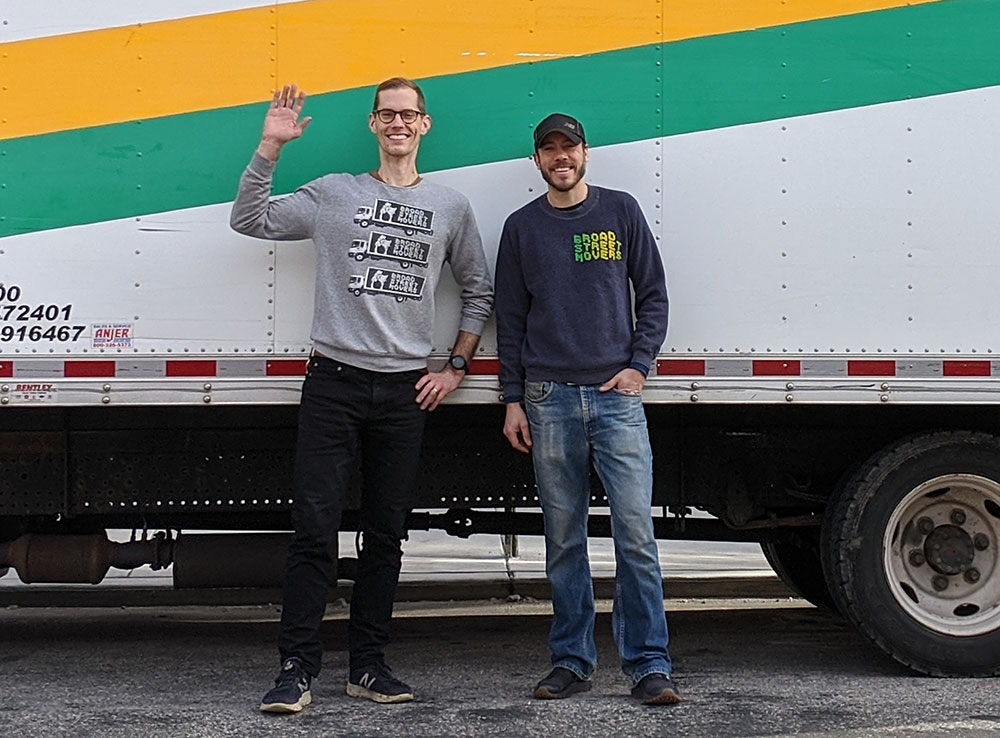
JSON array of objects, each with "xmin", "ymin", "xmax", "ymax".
[
  {"xmin": 0, "ymin": 303, "xmax": 74, "ymax": 321},
  {"xmin": 0, "ymin": 284, "xmax": 85, "ymax": 343},
  {"xmin": 0, "ymin": 325, "xmax": 87, "ymax": 342},
  {"xmin": 0, "ymin": 284, "xmax": 23, "ymax": 302}
]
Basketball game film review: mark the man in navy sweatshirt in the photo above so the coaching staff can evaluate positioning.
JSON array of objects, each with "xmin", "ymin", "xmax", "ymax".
[{"xmin": 495, "ymin": 113, "xmax": 680, "ymax": 705}]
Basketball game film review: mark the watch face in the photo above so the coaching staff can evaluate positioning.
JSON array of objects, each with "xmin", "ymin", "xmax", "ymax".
[{"xmin": 449, "ymin": 355, "xmax": 467, "ymax": 371}]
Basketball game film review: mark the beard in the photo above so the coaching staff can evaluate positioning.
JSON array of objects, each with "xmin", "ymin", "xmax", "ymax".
[{"xmin": 540, "ymin": 161, "xmax": 587, "ymax": 192}]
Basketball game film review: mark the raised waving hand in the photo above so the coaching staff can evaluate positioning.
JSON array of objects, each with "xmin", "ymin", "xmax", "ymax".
[{"xmin": 257, "ymin": 84, "xmax": 313, "ymax": 161}]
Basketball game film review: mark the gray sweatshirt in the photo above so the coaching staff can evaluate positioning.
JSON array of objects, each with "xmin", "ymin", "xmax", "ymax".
[{"xmin": 231, "ymin": 154, "xmax": 493, "ymax": 372}]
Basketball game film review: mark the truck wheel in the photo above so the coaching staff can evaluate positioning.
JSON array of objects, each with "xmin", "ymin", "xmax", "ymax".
[
  {"xmin": 823, "ymin": 431, "xmax": 1000, "ymax": 676},
  {"xmin": 760, "ymin": 528, "xmax": 836, "ymax": 609}
]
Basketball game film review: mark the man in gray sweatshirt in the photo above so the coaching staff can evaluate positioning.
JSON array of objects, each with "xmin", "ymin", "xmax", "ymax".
[{"xmin": 231, "ymin": 79, "xmax": 493, "ymax": 713}]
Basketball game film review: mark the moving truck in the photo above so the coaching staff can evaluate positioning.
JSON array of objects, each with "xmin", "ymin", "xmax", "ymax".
[
  {"xmin": 347, "ymin": 268, "xmax": 426, "ymax": 302},
  {"xmin": 349, "ymin": 233, "xmax": 431, "ymax": 269},
  {"xmin": 2, "ymin": 0, "xmax": 1000, "ymax": 676},
  {"xmin": 353, "ymin": 199, "xmax": 435, "ymax": 236}
]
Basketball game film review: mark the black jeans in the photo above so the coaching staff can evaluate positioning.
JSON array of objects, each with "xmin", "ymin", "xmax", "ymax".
[{"xmin": 278, "ymin": 356, "xmax": 427, "ymax": 677}]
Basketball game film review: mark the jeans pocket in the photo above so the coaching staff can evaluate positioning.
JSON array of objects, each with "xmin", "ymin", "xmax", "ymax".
[
  {"xmin": 611, "ymin": 387, "xmax": 642, "ymax": 398},
  {"xmin": 524, "ymin": 380, "xmax": 555, "ymax": 404}
]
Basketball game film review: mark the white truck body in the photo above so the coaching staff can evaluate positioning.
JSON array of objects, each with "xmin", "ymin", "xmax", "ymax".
[{"xmin": 3, "ymin": 0, "xmax": 1000, "ymax": 676}]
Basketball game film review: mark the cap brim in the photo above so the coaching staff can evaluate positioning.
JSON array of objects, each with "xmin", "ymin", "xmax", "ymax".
[{"xmin": 534, "ymin": 127, "xmax": 584, "ymax": 148}]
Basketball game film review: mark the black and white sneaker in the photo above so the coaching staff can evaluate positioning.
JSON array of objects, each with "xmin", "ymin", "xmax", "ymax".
[
  {"xmin": 532, "ymin": 667, "xmax": 593, "ymax": 699},
  {"xmin": 346, "ymin": 663, "xmax": 414, "ymax": 703},
  {"xmin": 260, "ymin": 657, "xmax": 313, "ymax": 713},
  {"xmin": 630, "ymin": 673, "xmax": 682, "ymax": 705}
]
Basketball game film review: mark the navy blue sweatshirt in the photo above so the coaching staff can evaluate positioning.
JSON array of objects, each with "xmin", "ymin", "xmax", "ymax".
[{"xmin": 495, "ymin": 186, "xmax": 669, "ymax": 403}]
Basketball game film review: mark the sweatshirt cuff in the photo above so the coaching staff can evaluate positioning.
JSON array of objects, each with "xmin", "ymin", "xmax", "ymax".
[
  {"xmin": 458, "ymin": 315, "xmax": 487, "ymax": 336},
  {"xmin": 629, "ymin": 361, "xmax": 650, "ymax": 377},
  {"xmin": 501, "ymin": 383, "xmax": 524, "ymax": 404},
  {"xmin": 248, "ymin": 152, "xmax": 277, "ymax": 176}
]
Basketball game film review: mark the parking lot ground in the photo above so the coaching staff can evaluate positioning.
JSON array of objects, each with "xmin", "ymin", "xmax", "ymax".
[{"xmin": 4, "ymin": 596, "xmax": 1000, "ymax": 738}]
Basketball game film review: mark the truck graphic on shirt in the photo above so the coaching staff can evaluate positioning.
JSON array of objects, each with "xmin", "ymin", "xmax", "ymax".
[
  {"xmin": 348, "ymin": 232, "xmax": 430, "ymax": 269},
  {"xmin": 348, "ymin": 267, "xmax": 425, "ymax": 302},
  {"xmin": 353, "ymin": 199, "xmax": 434, "ymax": 236}
]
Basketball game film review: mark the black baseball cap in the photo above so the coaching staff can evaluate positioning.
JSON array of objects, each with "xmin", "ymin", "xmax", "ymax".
[{"xmin": 533, "ymin": 113, "xmax": 586, "ymax": 149}]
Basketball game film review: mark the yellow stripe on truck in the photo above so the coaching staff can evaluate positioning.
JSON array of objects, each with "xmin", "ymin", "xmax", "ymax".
[
  {"xmin": 0, "ymin": 0, "xmax": 944, "ymax": 141},
  {"xmin": 664, "ymin": 0, "xmax": 942, "ymax": 40}
]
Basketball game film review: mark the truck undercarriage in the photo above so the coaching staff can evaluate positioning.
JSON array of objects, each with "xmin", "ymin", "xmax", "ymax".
[{"xmin": 4, "ymin": 402, "xmax": 1000, "ymax": 676}]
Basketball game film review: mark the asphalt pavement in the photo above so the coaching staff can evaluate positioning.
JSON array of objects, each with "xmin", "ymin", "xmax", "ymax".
[
  {"xmin": 3, "ymin": 533, "xmax": 1000, "ymax": 737},
  {"xmin": 3, "ymin": 599, "xmax": 999, "ymax": 738}
]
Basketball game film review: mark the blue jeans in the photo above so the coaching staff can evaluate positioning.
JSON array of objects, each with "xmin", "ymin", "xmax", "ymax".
[{"xmin": 524, "ymin": 380, "xmax": 672, "ymax": 683}]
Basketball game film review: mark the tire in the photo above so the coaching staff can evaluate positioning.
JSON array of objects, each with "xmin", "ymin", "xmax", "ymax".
[
  {"xmin": 823, "ymin": 431, "xmax": 1000, "ymax": 676},
  {"xmin": 761, "ymin": 528, "xmax": 836, "ymax": 610}
]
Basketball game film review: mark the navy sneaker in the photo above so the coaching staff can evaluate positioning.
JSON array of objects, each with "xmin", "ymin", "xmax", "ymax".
[
  {"xmin": 260, "ymin": 657, "xmax": 312, "ymax": 713},
  {"xmin": 346, "ymin": 663, "xmax": 414, "ymax": 703},
  {"xmin": 630, "ymin": 673, "xmax": 682, "ymax": 705},
  {"xmin": 532, "ymin": 666, "xmax": 593, "ymax": 699}
]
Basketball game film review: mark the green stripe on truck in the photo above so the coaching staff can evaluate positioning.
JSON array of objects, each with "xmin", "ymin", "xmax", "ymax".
[{"xmin": 2, "ymin": 0, "xmax": 998, "ymax": 238}]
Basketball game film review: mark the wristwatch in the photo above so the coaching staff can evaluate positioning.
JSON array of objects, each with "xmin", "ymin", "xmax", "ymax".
[{"xmin": 448, "ymin": 355, "xmax": 468, "ymax": 372}]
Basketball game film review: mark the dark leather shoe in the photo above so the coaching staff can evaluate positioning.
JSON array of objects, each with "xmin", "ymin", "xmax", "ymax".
[
  {"xmin": 532, "ymin": 666, "xmax": 593, "ymax": 699},
  {"xmin": 630, "ymin": 673, "xmax": 682, "ymax": 705}
]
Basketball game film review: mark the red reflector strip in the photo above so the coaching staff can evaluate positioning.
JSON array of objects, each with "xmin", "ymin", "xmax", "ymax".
[
  {"xmin": 657, "ymin": 359, "xmax": 706, "ymax": 376},
  {"xmin": 467, "ymin": 359, "xmax": 500, "ymax": 375},
  {"xmin": 1, "ymin": 357, "xmax": 994, "ymax": 382},
  {"xmin": 752, "ymin": 360, "xmax": 801, "ymax": 376},
  {"xmin": 266, "ymin": 359, "xmax": 308, "ymax": 377},
  {"xmin": 165, "ymin": 360, "xmax": 217, "ymax": 377},
  {"xmin": 64, "ymin": 361, "xmax": 116, "ymax": 378},
  {"xmin": 943, "ymin": 361, "xmax": 991, "ymax": 377},
  {"xmin": 847, "ymin": 361, "xmax": 896, "ymax": 377}
]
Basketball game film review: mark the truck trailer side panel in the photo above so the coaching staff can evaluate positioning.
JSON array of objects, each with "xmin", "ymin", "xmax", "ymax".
[{"xmin": 3, "ymin": 0, "xmax": 1000, "ymax": 676}]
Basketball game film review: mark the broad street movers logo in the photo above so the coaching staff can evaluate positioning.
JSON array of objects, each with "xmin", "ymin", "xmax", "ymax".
[
  {"xmin": 573, "ymin": 230, "xmax": 622, "ymax": 262},
  {"xmin": 353, "ymin": 199, "xmax": 435, "ymax": 236},
  {"xmin": 348, "ymin": 267, "xmax": 425, "ymax": 302},
  {"xmin": 393, "ymin": 204, "xmax": 431, "ymax": 230},
  {"xmin": 349, "ymin": 232, "xmax": 430, "ymax": 268}
]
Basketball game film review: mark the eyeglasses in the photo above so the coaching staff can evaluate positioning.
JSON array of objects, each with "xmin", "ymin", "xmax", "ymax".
[{"xmin": 373, "ymin": 108, "xmax": 424, "ymax": 124}]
